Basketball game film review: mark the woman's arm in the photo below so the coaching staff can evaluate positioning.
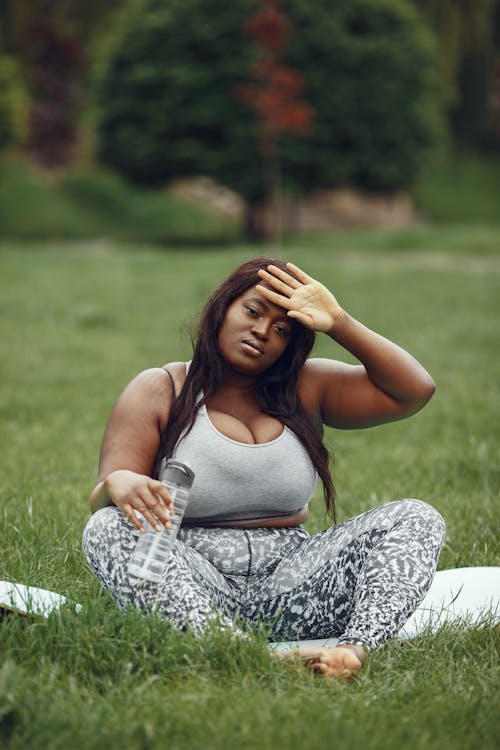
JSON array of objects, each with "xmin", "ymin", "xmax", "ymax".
[
  {"xmin": 257, "ymin": 263, "xmax": 435, "ymax": 429},
  {"xmin": 89, "ymin": 367, "xmax": 176, "ymax": 530}
]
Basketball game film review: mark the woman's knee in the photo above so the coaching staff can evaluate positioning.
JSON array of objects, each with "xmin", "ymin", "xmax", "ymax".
[
  {"xmin": 83, "ymin": 506, "xmax": 116, "ymax": 540},
  {"xmin": 391, "ymin": 498, "xmax": 446, "ymax": 546},
  {"xmin": 82, "ymin": 506, "xmax": 136, "ymax": 562}
]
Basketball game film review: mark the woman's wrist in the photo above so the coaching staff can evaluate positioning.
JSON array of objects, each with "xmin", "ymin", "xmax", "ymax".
[
  {"xmin": 89, "ymin": 478, "xmax": 115, "ymax": 513},
  {"xmin": 326, "ymin": 308, "xmax": 348, "ymax": 336}
]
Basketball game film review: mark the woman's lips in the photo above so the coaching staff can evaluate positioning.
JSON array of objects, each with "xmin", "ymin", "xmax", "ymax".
[{"xmin": 241, "ymin": 339, "xmax": 264, "ymax": 356}]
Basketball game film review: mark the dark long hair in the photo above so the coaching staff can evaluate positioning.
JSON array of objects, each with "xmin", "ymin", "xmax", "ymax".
[{"xmin": 154, "ymin": 257, "xmax": 336, "ymax": 520}]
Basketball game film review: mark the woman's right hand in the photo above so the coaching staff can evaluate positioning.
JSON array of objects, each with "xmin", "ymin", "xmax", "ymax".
[
  {"xmin": 257, "ymin": 263, "xmax": 345, "ymax": 333},
  {"xmin": 104, "ymin": 469, "xmax": 174, "ymax": 533}
]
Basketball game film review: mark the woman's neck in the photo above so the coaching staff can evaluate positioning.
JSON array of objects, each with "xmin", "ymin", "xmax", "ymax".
[{"xmin": 218, "ymin": 363, "xmax": 257, "ymax": 391}]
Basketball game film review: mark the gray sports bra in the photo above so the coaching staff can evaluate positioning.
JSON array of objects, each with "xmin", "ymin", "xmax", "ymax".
[{"xmin": 160, "ymin": 366, "xmax": 319, "ymax": 526}]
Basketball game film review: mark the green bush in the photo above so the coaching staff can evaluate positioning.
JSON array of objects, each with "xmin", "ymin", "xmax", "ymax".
[
  {"xmin": 412, "ymin": 148, "xmax": 500, "ymax": 223},
  {"xmin": 95, "ymin": 0, "xmax": 441, "ymax": 198},
  {"xmin": 0, "ymin": 158, "xmax": 239, "ymax": 243},
  {"xmin": 94, "ymin": 0, "xmax": 254, "ymax": 190},
  {"xmin": 0, "ymin": 158, "xmax": 89, "ymax": 239},
  {"xmin": 60, "ymin": 168, "xmax": 239, "ymax": 243},
  {"xmin": 282, "ymin": 0, "xmax": 443, "ymax": 192},
  {"xmin": 0, "ymin": 51, "xmax": 28, "ymax": 151}
]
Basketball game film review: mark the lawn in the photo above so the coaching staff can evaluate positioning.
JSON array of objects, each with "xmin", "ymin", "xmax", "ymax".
[{"xmin": 0, "ymin": 233, "xmax": 499, "ymax": 749}]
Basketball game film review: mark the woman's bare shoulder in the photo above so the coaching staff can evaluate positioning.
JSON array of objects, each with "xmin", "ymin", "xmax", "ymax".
[
  {"xmin": 125, "ymin": 361, "xmax": 188, "ymax": 406},
  {"xmin": 110, "ymin": 363, "xmax": 185, "ymax": 432},
  {"xmin": 125, "ymin": 366, "xmax": 171, "ymax": 393},
  {"xmin": 126, "ymin": 362, "xmax": 186, "ymax": 390},
  {"xmin": 110, "ymin": 369, "xmax": 170, "ymax": 421},
  {"xmin": 161, "ymin": 360, "xmax": 188, "ymax": 394}
]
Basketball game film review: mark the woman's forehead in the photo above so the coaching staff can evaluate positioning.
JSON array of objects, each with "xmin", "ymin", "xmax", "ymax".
[{"xmin": 237, "ymin": 286, "xmax": 288, "ymax": 319}]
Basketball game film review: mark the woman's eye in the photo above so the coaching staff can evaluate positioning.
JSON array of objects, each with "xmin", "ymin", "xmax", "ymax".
[
  {"xmin": 274, "ymin": 325, "xmax": 289, "ymax": 337},
  {"xmin": 246, "ymin": 306, "xmax": 259, "ymax": 318}
]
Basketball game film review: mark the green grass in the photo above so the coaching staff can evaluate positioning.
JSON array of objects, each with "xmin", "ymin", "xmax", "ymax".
[
  {"xmin": 412, "ymin": 149, "xmax": 500, "ymax": 224},
  {"xmin": 286, "ymin": 222, "xmax": 500, "ymax": 255},
  {"xmin": 0, "ymin": 238, "xmax": 499, "ymax": 748}
]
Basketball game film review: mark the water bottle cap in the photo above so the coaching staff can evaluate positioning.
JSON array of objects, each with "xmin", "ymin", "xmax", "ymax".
[{"xmin": 164, "ymin": 459, "xmax": 195, "ymax": 489}]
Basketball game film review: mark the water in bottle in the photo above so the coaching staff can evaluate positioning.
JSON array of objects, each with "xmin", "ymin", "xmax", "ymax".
[{"xmin": 128, "ymin": 460, "xmax": 195, "ymax": 582}]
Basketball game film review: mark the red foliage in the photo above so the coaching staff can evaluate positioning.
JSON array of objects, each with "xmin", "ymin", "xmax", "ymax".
[
  {"xmin": 238, "ymin": 61, "xmax": 313, "ymax": 136},
  {"xmin": 237, "ymin": 0, "xmax": 314, "ymax": 153},
  {"xmin": 245, "ymin": 0, "xmax": 291, "ymax": 52}
]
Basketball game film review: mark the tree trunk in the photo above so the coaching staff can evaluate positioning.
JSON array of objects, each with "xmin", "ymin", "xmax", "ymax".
[{"xmin": 244, "ymin": 199, "xmax": 268, "ymax": 242}]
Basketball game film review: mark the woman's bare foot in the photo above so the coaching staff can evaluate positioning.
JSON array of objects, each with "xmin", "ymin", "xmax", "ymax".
[{"xmin": 274, "ymin": 643, "xmax": 368, "ymax": 680}]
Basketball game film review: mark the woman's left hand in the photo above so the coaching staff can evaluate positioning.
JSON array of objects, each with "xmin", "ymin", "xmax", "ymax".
[{"xmin": 256, "ymin": 263, "xmax": 344, "ymax": 333}]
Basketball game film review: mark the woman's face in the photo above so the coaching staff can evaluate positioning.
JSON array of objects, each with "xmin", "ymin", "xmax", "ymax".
[{"xmin": 217, "ymin": 285, "xmax": 293, "ymax": 376}]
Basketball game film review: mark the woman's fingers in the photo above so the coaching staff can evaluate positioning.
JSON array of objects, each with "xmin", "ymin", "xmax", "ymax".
[
  {"xmin": 147, "ymin": 478, "xmax": 173, "ymax": 510},
  {"xmin": 122, "ymin": 504, "xmax": 146, "ymax": 532},
  {"xmin": 137, "ymin": 497, "xmax": 172, "ymax": 532},
  {"xmin": 134, "ymin": 499, "xmax": 164, "ymax": 532},
  {"xmin": 259, "ymin": 265, "xmax": 302, "ymax": 291},
  {"xmin": 122, "ymin": 488, "xmax": 173, "ymax": 532},
  {"xmin": 141, "ymin": 486, "xmax": 172, "ymax": 528},
  {"xmin": 257, "ymin": 269, "xmax": 295, "ymax": 297},
  {"xmin": 255, "ymin": 284, "xmax": 293, "ymax": 310},
  {"xmin": 286, "ymin": 262, "xmax": 314, "ymax": 284},
  {"xmin": 124, "ymin": 500, "xmax": 171, "ymax": 533}
]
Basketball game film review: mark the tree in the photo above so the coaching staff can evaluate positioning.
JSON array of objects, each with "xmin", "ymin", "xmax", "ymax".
[
  {"xmin": 236, "ymin": 0, "xmax": 314, "ymax": 237},
  {"xmin": 412, "ymin": 0, "xmax": 500, "ymax": 149},
  {"xmin": 95, "ymin": 0, "xmax": 441, "ymax": 238},
  {"xmin": 0, "ymin": 23, "xmax": 28, "ymax": 152},
  {"xmin": 0, "ymin": 0, "xmax": 124, "ymax": 166}
]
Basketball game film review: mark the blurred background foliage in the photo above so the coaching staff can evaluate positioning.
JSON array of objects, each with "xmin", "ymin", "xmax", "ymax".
[
  {"xmin": 94, "ymin": 0, "xmax": 439, "ymax": 213},
  {"xmin": 0, "ymin": 0, "xmax": 498, "ymax": 242}
]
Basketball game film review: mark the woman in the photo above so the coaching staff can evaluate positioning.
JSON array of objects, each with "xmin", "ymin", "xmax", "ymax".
[{"xmin": 83, "ymin": 258, "xmax": 445, "ymax": 679}]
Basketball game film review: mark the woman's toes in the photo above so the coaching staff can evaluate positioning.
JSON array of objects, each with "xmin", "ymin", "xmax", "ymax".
[{"xmin": 272, "ymin": 644, "xmax": 367, "ymax": 679}]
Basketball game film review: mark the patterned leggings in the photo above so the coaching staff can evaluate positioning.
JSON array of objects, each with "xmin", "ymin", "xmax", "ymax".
[{"xmin": 82, "ymin": 499, "xmax": 445, "ymax": 651}]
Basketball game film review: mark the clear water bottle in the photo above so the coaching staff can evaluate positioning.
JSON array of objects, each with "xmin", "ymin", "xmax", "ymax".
[{"xmin": 128, "ymin": 460, "xmax": 195, "ymax": 582}]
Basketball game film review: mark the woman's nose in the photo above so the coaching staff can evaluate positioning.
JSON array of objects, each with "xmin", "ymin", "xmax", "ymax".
[{"xmin": 251, "ymin": 318, "xmax": 270, "ymax": 340}]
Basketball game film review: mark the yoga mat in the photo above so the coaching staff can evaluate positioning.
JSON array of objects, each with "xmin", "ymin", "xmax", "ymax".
[
  {"xmin": 269, "ymin": 566, "xmax": 500, "ymax": 651},
  {"xmin": 0, "ymin": 581, "xmax": 81, "ymax": 618}
]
